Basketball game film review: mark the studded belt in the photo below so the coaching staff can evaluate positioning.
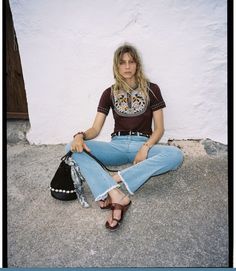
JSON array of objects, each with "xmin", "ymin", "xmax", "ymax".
[{"xmin": 111, "ymin": 131, "xmax": 150, "ymax": 138}]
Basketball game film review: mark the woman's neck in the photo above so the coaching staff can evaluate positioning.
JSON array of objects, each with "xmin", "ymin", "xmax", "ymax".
[{"xmin": 124, "ymin": 78, "xmax": 137, "ymax": 89}]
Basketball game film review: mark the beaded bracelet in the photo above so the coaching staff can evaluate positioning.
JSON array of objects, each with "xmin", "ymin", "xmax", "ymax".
[{"xmin": 73, "ymin": 131, "xmax": 86, "ymax": 140}]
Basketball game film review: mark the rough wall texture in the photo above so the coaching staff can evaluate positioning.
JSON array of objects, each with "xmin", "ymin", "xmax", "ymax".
[{"xmin": 9, "ymin": 0, "xmax": 227, "ymax": 144}]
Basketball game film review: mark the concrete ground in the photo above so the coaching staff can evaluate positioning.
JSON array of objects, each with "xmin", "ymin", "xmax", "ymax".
[{"xmin": 6, "ymin": 121, "xmax": 228, "ymax": 267}]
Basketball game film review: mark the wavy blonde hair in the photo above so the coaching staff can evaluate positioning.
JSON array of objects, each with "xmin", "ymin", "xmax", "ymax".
[{"xmin": 112, "ymin": 43, "xmax": 149, "ymax": 100}]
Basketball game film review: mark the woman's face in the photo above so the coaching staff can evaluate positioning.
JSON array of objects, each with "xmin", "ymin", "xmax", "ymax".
[{"xmin": 118, "ymin": 53, "xmax": 137, "ymax": 82}]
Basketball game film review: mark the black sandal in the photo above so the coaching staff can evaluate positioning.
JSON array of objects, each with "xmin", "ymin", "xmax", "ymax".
[{"xmin": 105, "ymin": 201, "xmax": 132, "ymax": 231}]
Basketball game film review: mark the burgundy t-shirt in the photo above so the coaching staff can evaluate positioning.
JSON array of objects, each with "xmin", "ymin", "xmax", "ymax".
[{"xmin": 97, "ymin": 82, "xmax": 166, "ymax": 135}]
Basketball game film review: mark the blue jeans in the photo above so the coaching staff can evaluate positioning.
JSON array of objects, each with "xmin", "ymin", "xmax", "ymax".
[{"xmin": 65, "ymin": 135, "xmax": 184, "ymax": 201}]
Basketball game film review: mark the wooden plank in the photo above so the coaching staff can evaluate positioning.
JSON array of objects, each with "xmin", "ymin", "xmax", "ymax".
[{"xmin": 7, "ymin": 112, "xmax": 29, "ymax": 120}]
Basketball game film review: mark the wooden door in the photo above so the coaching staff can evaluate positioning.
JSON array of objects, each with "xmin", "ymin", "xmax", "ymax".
[{"xmin": 6, "ymin": 0, "xmax": 29, "ymax": 119}]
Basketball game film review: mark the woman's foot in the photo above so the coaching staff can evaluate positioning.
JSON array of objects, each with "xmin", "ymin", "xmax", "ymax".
[
  {"xmin": 105, "ymin": 201, "xmax": 132, "ymax": 231},
  {"xmin": 112, "ymin": 174, "xmax": 122, "ymax": 184},
  {"xmin": 98, "ymin": 195, "xmax": 112, "ymax": 209},
  {"xmin": 98, "ymin": 175, "xmax": 122, "ymax": 210},
  {"xmin": 105, "ymin": 188, "xmax": 131, "ymax": 230}
]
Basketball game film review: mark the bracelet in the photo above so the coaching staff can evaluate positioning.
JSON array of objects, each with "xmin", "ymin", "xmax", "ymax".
[{"xmin": 73, "ymin": 131, "xmax": 86, "ymax": 140}]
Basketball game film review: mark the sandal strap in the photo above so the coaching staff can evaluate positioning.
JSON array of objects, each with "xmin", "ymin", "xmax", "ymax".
[
  {"xmin": 111, "ymin": 203, "xmax": 124, "ymax": 222},
  {"xmin": 106, "ymin": 201, "xmax": 132, "ymax": 230},
  {"xmin": 111, "ymin": 203, "xmax": 124, "ymax": 211},
  {"xmin": 99, "ymin": 195, "xmax": 111, "ymax": 208},
  {"xmin": 112, "ymin": 218, "xmax": 120, "ymax": 222}
]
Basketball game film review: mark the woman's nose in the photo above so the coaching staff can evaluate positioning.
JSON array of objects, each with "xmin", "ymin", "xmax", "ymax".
[{"xmin": 125, "ymin": 62, "xmax": 130, "ymax": 68}]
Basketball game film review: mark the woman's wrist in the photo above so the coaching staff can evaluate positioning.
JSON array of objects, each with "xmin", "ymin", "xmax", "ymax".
[
  {"xmin": 142, "ymin": 142, "xmax": 151, "ymax": 150},
  {"xmin": 73, "ymin": 131, "xmax": 86, "ymax": 140}
]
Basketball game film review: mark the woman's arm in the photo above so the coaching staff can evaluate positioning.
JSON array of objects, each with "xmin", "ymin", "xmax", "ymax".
[
  {"xmin": 133, "ymin": 109, "xmax": 164, "ymax": 164},
  {"xmin": 71, "ymin": 112, "xmax": 106, "ymax": 152},
  {"xmin": 145, "ymin": 109, "xmax": 164, "ymax": 147}
]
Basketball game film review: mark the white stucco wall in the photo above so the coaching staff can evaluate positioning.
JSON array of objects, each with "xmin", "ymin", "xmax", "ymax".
[{"xmin": 9, "ymin": 0, "xmax": 227, "ymax": 144}]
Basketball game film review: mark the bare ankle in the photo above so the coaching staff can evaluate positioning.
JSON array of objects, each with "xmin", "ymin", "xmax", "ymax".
[
  {"xmin": 112, "ymin": 174, "xmax": 121, "ymax": 183},
  {"xmin": 108, "ymin": 189, "xmax": 130, "ymax": 205}
]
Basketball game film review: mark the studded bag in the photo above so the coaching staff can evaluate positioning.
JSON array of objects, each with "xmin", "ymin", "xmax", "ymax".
[{"xmin": 50, "ymin": 150, "xmax": 117, "ymax": 207}]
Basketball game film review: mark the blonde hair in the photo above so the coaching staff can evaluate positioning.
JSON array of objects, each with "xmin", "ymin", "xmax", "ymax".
[{"xmin": 112, "ymin": 43, "xmax": 149, "ymax": 100}]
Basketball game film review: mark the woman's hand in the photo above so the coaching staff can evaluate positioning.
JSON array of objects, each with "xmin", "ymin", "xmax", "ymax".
[
  {"xmin": 70, "ymin": 112, "xmax": 107, "ymax": 153},
  {"xmin": 133, "ymin": 145, "xmax": 149, "ymax": 164},
  {"xmin": 71, "ymin": 135, "xmax": 90, "ymax": 153}
]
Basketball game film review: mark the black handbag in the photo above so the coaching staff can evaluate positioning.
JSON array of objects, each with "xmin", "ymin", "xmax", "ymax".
[{"xmin": 50, "ymin": 149, "xmax": 117, "ymax": 207}]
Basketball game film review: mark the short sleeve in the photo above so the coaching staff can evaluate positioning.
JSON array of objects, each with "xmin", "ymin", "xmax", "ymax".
[
  {"xmin": 97, "ymin": 88, "xmax": 112, "ymax": 115},
  {"xmin": 149, "ymin": 83, "xmax": 166, "ymax": 111}
]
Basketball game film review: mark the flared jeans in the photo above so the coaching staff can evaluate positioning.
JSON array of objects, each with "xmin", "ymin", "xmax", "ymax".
[{"xmin": 66, "ymin": 135, "xmax": 184, "ymax": 201}]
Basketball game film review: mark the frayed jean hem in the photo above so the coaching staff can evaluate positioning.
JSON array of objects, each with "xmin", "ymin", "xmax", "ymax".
[
  {"xmin": 118, "ymin": 171, "xmax": 134, "ymax": 195},
  {"xmin": 95, "ymin": 184, "xmax": 120, "ymax": 201}
]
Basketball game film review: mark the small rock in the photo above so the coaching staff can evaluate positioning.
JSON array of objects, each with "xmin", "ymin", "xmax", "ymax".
[{"xmin": 201, "ymin": 138, "xmax": 227, "ymax": 156}]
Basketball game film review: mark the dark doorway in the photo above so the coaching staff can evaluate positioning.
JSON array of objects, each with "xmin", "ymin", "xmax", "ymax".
[{"xmin": 6, "ymin": 0, "xmax": 29, "ymax": 119}]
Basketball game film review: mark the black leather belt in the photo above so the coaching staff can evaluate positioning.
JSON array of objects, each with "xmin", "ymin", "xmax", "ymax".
[{"xmin": 111, "ymin": 131, "xmax": 150, "ymax": 138}]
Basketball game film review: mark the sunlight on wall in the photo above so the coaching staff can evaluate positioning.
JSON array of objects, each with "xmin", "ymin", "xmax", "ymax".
[{"xmin": 10, "ymin": 0, "xmax": 227, "ymax": 144}]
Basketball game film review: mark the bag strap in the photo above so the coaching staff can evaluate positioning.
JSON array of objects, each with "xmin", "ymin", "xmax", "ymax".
[{"xmin": 62, "ymin": 150, "xmax": 118, "ymax": 173}]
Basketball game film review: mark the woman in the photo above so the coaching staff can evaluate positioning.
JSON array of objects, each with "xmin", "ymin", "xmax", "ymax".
[{"xmin": 66, "ymin": 43, "xmax": 184, "ymax": 231}]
